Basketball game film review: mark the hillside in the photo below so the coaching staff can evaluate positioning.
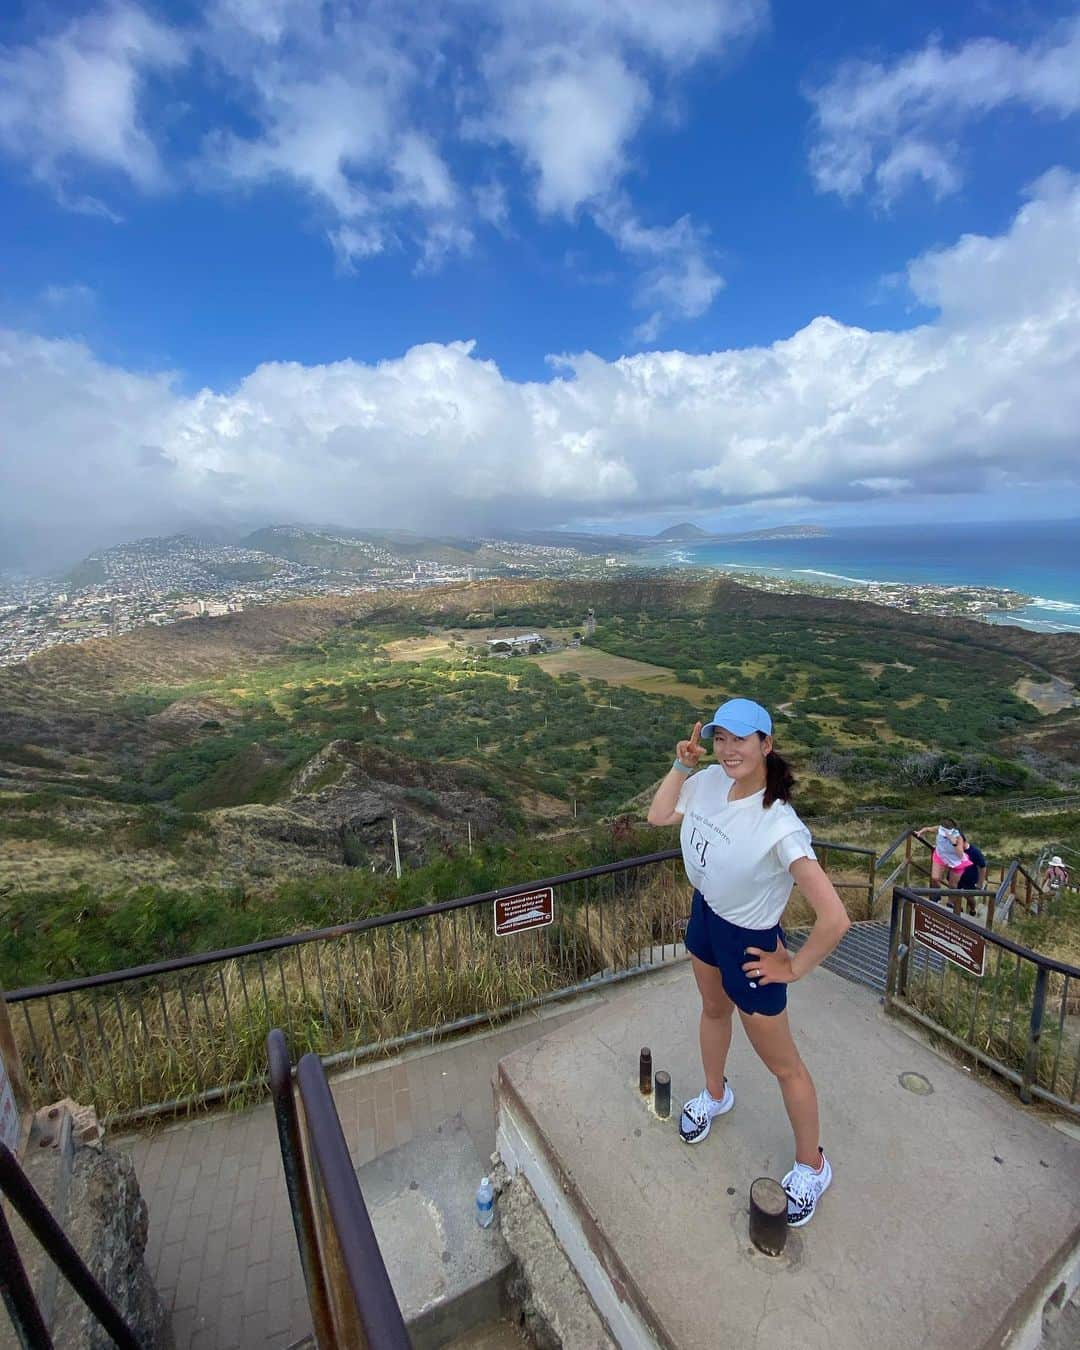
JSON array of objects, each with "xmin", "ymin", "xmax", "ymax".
[{"xmin": 1, "ymin": 575, "xmax": 1077, "ymax": 957}]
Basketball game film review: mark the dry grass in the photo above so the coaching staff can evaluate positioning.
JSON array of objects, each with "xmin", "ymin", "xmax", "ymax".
[
  {"xmin": 901, "ymin": 945, "xmax": 1080, "ymax": 1101},
  {"xmin": 14, "ymin": 861, "xmax": 688, "ymax": 1123},
  {"xmin": 532, "ymin": 647, "xmax": 703, "ymax": 704}
]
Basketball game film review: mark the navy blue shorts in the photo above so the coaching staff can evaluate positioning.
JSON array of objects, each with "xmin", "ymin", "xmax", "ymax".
[{"xmin": 684, "ymin": 890, "xmax": 788, "ymax": 1017}]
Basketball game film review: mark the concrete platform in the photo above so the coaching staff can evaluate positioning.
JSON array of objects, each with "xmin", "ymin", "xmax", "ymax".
[
  {"xmin": 356, "ymin": 1113, "xmax": 512, "ymax": 1349},
  {"xmin": 495, "ymin": 963, "xmax": 1080, "ymax": 1350}
]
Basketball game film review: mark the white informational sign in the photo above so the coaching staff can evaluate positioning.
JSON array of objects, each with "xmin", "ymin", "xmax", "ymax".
[{"xmin": 0, "ymin": 1050, "xmax": 19, "ymax": 1151}]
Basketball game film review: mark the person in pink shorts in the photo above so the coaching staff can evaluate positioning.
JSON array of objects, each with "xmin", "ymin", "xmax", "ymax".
[{"xmin": 915, "ymin": 819, "xmax": 970, "ymax": 888}]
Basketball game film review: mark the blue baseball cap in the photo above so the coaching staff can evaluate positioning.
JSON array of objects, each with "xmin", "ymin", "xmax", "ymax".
[{"xmin": 701, "ymin": 698, "xmax": 772, "ymax": 739}]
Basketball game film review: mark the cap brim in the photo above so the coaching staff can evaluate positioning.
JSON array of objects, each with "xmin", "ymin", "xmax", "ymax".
[{"xmin": 701, "ymin": 719, "xmax": 757, "ymax": 738}]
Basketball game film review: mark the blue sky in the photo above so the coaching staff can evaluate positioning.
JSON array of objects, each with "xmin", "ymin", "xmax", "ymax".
[{"xmin": 1, "ymin": 1, "xmax": 1079, "ymax": 563}]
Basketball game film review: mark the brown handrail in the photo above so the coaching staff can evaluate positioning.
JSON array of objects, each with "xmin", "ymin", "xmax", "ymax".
[
  {"xmin": 267, "ymin": 1030, "xmax": 333, "ymax": 1348},
  {"xmin": 885, "ymin": 885, "xmax": 1080, "ymax": 1114},
  {"xmin": 5, "ymin": 849, "xmax": 683, "ymax": 1002},
  {"xmin": 297, "ymin": 1053, "xmax": 411, "ymax": 1349}
]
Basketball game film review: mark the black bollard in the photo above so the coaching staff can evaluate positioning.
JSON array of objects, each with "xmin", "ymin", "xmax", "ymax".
[
  {"xmin": 639, "ymin": 1047, "xmax": 652, "ymax": 1096},
  {"xmin": 748, "ymin": 1178, "xmax": 788, "ymax": 1257},
  {"xmin": 654, "ymin": 1070, "xmax": 671, "ymax": 1119}
]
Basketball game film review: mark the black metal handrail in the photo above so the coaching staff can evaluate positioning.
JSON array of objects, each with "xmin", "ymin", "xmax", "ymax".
[
  {"xmin": 5, "ymin": 836, "xmax": 876, "ymax": 1003},
  {"xmin": 5, "ymin": 833, "xmax": 1051, "ymax": 1124},
  {"xmin": 885, "ymin": 885, "xmax": 1080, "ymax": 1115},
  {"xmin": 0, "ymin": 1140, "xmax": 144, "ymax": 1350},
  {"xmin": 5, "ymin": 849, "xmax": 684, "ymax": 1003},
  {"xmin": 296, "ymin": 1051, "xmax": 411, "ymax": 1349}
]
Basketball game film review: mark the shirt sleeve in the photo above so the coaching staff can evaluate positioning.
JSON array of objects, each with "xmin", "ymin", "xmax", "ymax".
[
  {"xmin": 773, "ymin": 826, "xmax": 816, "ymax": 872},
  {"xmin": 675, "ymin": 770, "xmax": 700, "ymax": 815}
]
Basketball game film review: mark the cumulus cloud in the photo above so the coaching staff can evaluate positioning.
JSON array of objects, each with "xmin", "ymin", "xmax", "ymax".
[
  {"xmin": 808, "ymin": 15, "xmax": 1080, "ymax": 203},
  {"xmin": 4, "ymin": 170, "xmax": 1079, "ymax": 565},
  {"xmin": 0, "ymin": 1, "xmax": 186, "ymax": 205}
]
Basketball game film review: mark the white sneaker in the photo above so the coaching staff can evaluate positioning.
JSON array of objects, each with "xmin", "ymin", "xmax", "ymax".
[
  {"xmin": 678, "ymin": 1081, "xmax": 734, "ymax": 1143},
  {"xmin": 782, "ymin": 1149, "xmax": 832, "ymax": 1226}
]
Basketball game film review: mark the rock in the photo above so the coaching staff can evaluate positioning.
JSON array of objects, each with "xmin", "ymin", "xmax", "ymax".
[
  {"xmin": 3, "ymin": 1105, "xmax": 170, "ymax": 1350},
  {"xmin": 494, "ymin": 1167, "xmax": 614, "ymax": 1350},
  {"xmin": 49, "ymin": 1144, "xmax": 171, "ymax": 1350},
  {"xmin": 146, "ymin": 696, "xmax": 239, "ymax": 743}
]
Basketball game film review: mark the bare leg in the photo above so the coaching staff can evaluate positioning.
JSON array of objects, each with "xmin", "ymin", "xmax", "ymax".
[
  {"xmin": 691, "ymin": 955, "xmax": 735, "ymax": 1099},
  {"xmin": 739, "ymin": 1008, "xmax": 820, "ymax": 1167}
]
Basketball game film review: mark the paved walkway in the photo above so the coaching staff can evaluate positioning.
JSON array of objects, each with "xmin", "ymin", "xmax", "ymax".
[{"xmin": 114, "ymin": 994, "xmax": 608, "ymax": 1350}]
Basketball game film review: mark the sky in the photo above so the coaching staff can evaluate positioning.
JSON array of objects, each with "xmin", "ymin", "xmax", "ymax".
[{"xmin": 1, "ymin": 0, "xmax": 1079, "ymax": 567}]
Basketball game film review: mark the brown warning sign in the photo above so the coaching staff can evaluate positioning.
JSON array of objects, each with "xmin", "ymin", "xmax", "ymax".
[
  {"xmin": 494, "ymin": 887, "xmax": 554, "ymax": 937},
  {"xmin": 913, "ymin": 905, "xmax": 986, "ymax": 977}
]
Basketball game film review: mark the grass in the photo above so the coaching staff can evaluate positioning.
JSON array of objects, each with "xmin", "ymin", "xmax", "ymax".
[
  {"xmin": 532, "ymin": 646, "xmax": 706, "ymax": 705},
  {"xmin": 14, "ymin": 855, "xmax": 687, "ymax": 1122},
  {"xmin": 897, "ymin": 891, "xmax": 1080, "ymax": 1107}
]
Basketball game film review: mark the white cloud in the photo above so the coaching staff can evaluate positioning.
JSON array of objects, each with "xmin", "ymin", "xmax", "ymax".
[
  {"xmin": 474, "ymin": 5, "xmax": 763, "ymax": 212},
  {"xmin": 596, "ymin": 197, "xmax": 725, "ymax": 339},
  {"xmin": 41, "ymin": 283, "xmax": 97, "ymax": 310},
  {"xmin": 0, "ymin": 1, "xmax": 186, "ymax": 201},
  {"xmin": 808, "ymin": 16, "xmax": 1080, "ymax": 203},
  {"xmin": 488, "ymin": 49, "xmax": 651, "ymax": 216},
  {"xmin": 5, "ymin": 170, "xmax": 1079, "ymax": 559},
  {"xmin": 1, "ymin": 1, "xmax": 761, "ymax": 326}
]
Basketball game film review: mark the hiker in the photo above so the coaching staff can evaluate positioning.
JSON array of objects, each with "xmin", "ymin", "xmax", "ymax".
[
  {"xmin": 1044, "ymin": 856, "xmax": 1069, "ymax": 891},
  {"xmin": 646, "ymin": 698, "xmax": 851, "ymax": 1228},
  {"xmin": 914, "ymin": 819, "xmax": 970, "ymax": 888},
  {"xmin": 953, "ymin": 834, "xmax": 987, "ymax": 917}
]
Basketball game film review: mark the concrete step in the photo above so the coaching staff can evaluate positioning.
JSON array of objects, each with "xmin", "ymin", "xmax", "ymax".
[
  {"xmin": 356, "ymin": 1113, "xmax": 513, "ymax": 1350},
  {"xmin": 443, "ymin": 1315, "xmax": 533, "ymax": 1349}
]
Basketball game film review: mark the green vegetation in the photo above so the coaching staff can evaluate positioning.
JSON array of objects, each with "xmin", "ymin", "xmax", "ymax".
[
  {"xmin": 0, "ymin": 825, "xmax": 662, "ymax": 989},
  {"xmin": 14, "ymin": 853, "xmax": 686, "ymax": 1121},
  {"xmin": 1, "ymin": 575, "xmax": 1076, "ymax": 988},
  {"xmin": 588, "ymin": 610, "xmax": 1041, "ymax": 755}
]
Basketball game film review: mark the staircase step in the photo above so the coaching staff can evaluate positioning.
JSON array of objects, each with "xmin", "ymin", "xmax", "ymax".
[
  {"xmin": 356, "ymin": 1114, "xmax": 512, "ymax": 1350},
  {"xmin": 442, "ymin": 1316, "xmax": 532, "ymax": 1349}
]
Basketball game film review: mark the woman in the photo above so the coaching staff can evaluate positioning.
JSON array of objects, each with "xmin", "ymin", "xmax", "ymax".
[
  {"xmin": 914, "ymin": 820, "xmax": 970, "ymax": 888},
  {"xmin": 647, "ymin": 697, "xmax": 851, "ymax": 1227}
]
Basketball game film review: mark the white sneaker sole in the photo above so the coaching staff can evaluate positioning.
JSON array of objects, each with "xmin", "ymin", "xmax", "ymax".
[
  {"xmin": 785, "ymin": 1157, "xmax": 833, "ymax": 1227},
  {"xmin": 678, "ymin": 1087, "xmax": 735, "ymax": 1144}
]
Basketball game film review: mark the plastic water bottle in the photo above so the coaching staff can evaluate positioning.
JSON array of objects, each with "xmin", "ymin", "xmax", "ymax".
[{"xmin": 475, "ymin": 1175, "xmax": 495, "ymax": 1228}]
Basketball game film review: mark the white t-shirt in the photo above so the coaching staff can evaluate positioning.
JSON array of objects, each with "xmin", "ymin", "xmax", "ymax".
[
  {"xmin": 676, "ymin": 765, "xmax": 816, "ymax": 929},
  {"xmin": 934, "ymin": 827, "xmax": 965, "ymax": 868}
]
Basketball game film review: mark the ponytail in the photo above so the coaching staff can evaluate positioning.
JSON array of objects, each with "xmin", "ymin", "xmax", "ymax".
[{"xmin": 759, "ymin": 737, "xmax": 795, "ymax": 807}]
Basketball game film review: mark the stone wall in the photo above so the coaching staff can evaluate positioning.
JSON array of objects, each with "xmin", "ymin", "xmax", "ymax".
[{"xmin": 1, "ymin": 1102, "xmax": 170, "ymax": 1350}]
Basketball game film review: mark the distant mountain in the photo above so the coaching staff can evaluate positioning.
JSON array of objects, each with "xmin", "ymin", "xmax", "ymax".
[
  {"xmin": 242, "ymin": 525, "xmax": 487, "ymax": 569},
  {"xmin": 655, "ymin": 523, "xmax": 710, "ymax": 540},
  {"xmin": 651, "ymin": 524, "xmax": 828, "ymax": 545},
  {"xmin": 710, "ymin": 525, "xmax": 827, "ymax": 542}
]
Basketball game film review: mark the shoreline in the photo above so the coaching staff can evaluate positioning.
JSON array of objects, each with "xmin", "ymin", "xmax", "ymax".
[{"xmin": 635, "ymin": 547, "xmax": 1080, "ymax": 634}]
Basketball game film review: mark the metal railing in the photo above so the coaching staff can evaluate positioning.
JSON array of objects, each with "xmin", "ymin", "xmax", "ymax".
[
  {"xmin": 885, "ymin": 886, "xmax": 1080, "ymax": 1117},
  {"xmin": 3, "ymin": 832, "xmax": 1052, "ymax": 1125},
  {"xmin": 7, "ymin": 850, "xmax": 688, "ymax": 1124},
  {"xmin": 993, "ymin": 859, "xmax": 1045, "ymax": 923},
  {"xmin": 268, "ymin": 1030, "xmax": 409, "ymax": 1350},
  {"xmin": 868, "ymin": 827, "xmax": 929, "ymax": 918},
  {"xmin": 0, "ymin": 1140, "xmax": 144, "ymax": 1350}
]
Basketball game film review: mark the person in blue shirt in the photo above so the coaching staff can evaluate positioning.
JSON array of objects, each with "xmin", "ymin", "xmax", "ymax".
[{"xmin": 954, "ymin": 834, "xmax": 987, "ymax": 916}]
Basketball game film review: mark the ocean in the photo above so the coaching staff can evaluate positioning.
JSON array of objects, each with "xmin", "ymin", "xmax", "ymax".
[{"xmin": 642, "ymin": 519, "xmax": 1080, "ymax": 634}]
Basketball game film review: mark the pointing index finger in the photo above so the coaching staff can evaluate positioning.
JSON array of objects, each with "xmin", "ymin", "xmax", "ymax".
[{"xmin": 689, "ymin": 721, "xmax": 702, "ymax": 748}]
